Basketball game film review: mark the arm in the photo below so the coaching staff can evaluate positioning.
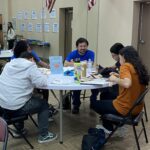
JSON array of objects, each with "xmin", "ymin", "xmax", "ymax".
[
  {"xmin": 38, "ymin": 60, "xmax": 49, "ymax": 69},
  {"xmin": 64, "ymin": 59, "xmax": 74, "ymax": 67},
  {"xmin": 109, "ymin": 64, "xmax": 132, "ymax": 88}
]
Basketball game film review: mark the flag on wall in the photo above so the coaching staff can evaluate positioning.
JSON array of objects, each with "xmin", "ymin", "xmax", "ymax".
[
  {"xmin": 46, "ymin": 0, "xmax": 56, "ymax": 13},
  {"xmin": 88, "ymin": 0, "xmax": 96, "ymax": 11}
]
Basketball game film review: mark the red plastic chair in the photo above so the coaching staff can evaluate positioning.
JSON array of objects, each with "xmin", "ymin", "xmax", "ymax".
[{"xmin": 0, "ymin": 117, "xmax": 8, "ymax": 150}]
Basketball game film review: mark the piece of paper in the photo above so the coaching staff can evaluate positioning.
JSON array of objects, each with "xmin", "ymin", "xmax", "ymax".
[
  {"xmin": 40, "ymin": 9, "xmax": 46, "ymax": 19},
  {"xmin": 31, "ymin": 10, "xmax": 37, "ymax": 19},
  {"xmin": 35, "ymin": 23, "xmax": 42, "ymax": 32},
  {"xmin": 20, "ymin": 23, "xmax": 26, "ymax": 32},
  {"xmin": 52, "ymin": 23, "xmax": 59, "ymax": 32},
  {"xmin": 12, "ymin": 17, "xmax": 17, "ymax": 31},
  {"xmin": 27, "ymin": 23, "xmax": 33, "ymax": 32},
  {"xmin": 17, "ymin": 11, "xmax": 23, "ymax": 20},
  {"xmin": 24, "ymin": 11, "xmax": 30, "ymax": 19},
  {"xmin": 49, "ymin": 56, "xmax": 63, "ymax": 74},
  {"xmin": 44, "ymin": 23, "xmax": 50, "ymax": 32},
  {"xmin": 49, "ymin": 9, "xmax": 56, "ymax": 18}
]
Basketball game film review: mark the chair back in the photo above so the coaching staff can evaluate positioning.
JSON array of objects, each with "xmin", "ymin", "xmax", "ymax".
[
  {"xmin": 126, "ymin": 87, "xmax": 149, "ymax": 117},
  {"xmin": 0, "ymin": 117, "xmax": 8, "ymax": 150}
]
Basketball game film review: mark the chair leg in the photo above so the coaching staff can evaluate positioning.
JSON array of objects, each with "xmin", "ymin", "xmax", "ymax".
[
  {"xmin": 13, "ymin": 124, "xmax": 34, "ymax": 149},
  {"xmin": 8, "ymin": 129, "xmax": 14, "ymax": 138},
  {"xmin": 141, "ymin": 118, "xmax": 148, "ymax": 143},
  {"xmin": 132, "ymin": 125, "xmax": 140, "ymax": 150},
  {"xmin": 29, "ymin": 114, "xmax": 38, "ymax": 128},
  {"xmin": 144, "ymin": 104, "xmax": 148, "ymax": 122}
]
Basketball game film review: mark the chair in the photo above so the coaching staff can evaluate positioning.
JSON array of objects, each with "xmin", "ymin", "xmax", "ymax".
[
  {"xmin": 1, "ymin": 108, "xmax": 34, "ymax": 149},
  {"xmin": 0, "ymin": 117, "xmax": 8, "ymax": 150},
  {"xmin": 102, "ymin": 88, "xmax": 149, "ymax": 150}
]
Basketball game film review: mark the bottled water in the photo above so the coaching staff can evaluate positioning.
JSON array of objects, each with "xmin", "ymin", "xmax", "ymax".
[{"xmin": 86, "ymin": 59, "xmax": 92, "ymax": 77}]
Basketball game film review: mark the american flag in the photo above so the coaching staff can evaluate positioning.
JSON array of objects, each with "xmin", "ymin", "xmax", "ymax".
[
  {"xmin": 88, "ymin": 0, "xmax": 96, "ymax": 11},
  {"xmin": 46, "ymin": 0, "xmax": 56, "ymax": 13}
]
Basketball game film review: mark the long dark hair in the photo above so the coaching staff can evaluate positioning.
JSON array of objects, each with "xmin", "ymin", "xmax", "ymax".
[
  {"xmin": 119, "ymin": 46, "xmax": 149, "ymax": 85},
  {"xmin": 7, "ymin": 22, "xmax": 14, "ymax": 34}
]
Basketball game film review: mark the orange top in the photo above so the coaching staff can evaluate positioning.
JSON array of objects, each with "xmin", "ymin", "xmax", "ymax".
[{"xmin": 113, "ymin": 63, "xmax": 146, "ymax": 116}]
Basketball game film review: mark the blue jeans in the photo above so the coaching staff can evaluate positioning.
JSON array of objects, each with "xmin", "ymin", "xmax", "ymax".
[
  {"xmin": 90, "ymin": 99, "xmax": 122, "ymax": 131},
  {"xmin": 72, "ymin": 89, "xmax": 100, "ymax": 108},
  {"xmin": 5, "ymin": 96, "xmax": 49, "ymax": 137}
]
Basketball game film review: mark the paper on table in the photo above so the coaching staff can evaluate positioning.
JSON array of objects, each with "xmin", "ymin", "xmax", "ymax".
[{"xmin": 81, "ymin": 78, "xmax": 109, "ymax": 85}]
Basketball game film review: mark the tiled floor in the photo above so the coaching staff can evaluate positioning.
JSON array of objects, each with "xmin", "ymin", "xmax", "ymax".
[{"xmin": 1, "ymin": 90, "xmax": 150, "ymax": 150}]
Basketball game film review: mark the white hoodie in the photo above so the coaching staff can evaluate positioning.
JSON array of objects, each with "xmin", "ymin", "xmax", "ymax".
[{"xmin": 0, "ymin": 58, "xmax": 48, "ymax": 110}]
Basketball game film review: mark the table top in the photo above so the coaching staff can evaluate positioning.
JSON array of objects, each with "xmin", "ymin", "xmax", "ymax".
[
  {"xmin": 40, "ymin": 74, "xmax": 113, "ymax": 90},
  {"xmin": 0, "ymin": 50, "xmax": 13, "ymax": 58}
]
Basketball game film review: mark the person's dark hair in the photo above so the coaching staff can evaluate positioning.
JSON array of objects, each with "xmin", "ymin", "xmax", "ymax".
[
  {"xmin": 14, "ymin": 40, "xmax": 28, "ymax": 58},
  {"xmin": 110, "ymin": 43, "xmax": 124, "ymax": 55},
  {"xmin": 20, "ymin": 51, "xmax": 33, "ymax": 59},
  {"xmin": 119, "ymin": 46, "xmax": 149, "ymax": 85},
  {"xmin": 76, "ymin": 38, "xmax": 89, "ymax": 47},
  {"xmin": 7, "ymin": 22, "xmax": 14, "ymax": 34}
]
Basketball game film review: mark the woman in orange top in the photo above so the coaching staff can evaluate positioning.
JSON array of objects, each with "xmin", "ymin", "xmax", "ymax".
[{"xmin": 91, "ymin": 46, "xmax": 149, "ymax": 132}]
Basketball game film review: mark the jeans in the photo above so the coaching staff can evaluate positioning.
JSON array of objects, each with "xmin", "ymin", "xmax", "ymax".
[
  {"xmin": 12, "ymin": 96, "xmax": 49, "ymax": 136},
  {"xmin": 72, "ymin": 89, "xmax": 100, "ymax": 108},
  {"xmin": 90, "ymin": 99, "xmax": 122, "ymax": 131}
]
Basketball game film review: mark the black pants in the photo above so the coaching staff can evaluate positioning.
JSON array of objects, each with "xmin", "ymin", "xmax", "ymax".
[
  {"xmin": 4, "ymin": 96, "xmax": 49, "ymax": 137},
  {"xmin": 8, "ymin": 39, "xmax": 15, "ymax": 49},
  {"xmin": 90, "ymin": 99, "xmax": 122, "ymax": 131}
]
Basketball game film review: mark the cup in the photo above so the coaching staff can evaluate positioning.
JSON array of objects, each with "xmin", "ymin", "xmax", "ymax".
[{"xmin": 81, "ymin": 61, "xmax": 87, "ymax": 78}]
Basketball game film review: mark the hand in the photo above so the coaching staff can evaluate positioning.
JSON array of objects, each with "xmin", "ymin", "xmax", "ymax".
[
  {"xmin": 109, "ymin": 72, "xmax": 119, "ymax": 77},
  {"xmin": 109, "ymin": 75, "xmax": 118, "ymax": 82}
]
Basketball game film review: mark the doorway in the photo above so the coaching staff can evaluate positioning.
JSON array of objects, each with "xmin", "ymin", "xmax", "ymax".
[
  {"xmin": 59, "ymin": 7, "xmax": 73, "ymax": 60},
  {"xmin": 0, "ymin": 14, "xmax": 3, "ymax": 49},
  {"xmin": 137, "ymin": 1, "xmax": 150, "ymax": 73}
]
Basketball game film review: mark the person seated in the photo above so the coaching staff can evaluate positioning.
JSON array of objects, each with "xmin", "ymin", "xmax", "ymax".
[
  {"xmin": 64, "ymin": 37, "xmax": 95, "ymax": 114},
  {"xmin": 91, "ymin": 43, "xmax": 124, "ymax": 101},
  {"xmin": 90, "ymin": 46, "xmax": 149, "ymax": 133},
  {"xmin": 0, "ymin": 41, "xmax": 57, "ymax": 143}
]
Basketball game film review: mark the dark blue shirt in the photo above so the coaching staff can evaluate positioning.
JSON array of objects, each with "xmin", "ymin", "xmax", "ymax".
[
  {"xmin": 11, "ymin": 50, "xmax": 41, "ymax": 62},
  {"xmin": 66, "ymin": 49, "xmax": 95, "ymax": 62}
]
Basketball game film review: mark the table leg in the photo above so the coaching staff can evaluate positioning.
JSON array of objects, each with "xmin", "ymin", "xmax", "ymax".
[{"xmin": 59, "ymin": 90, "xmax": 63, "ymax": 144}]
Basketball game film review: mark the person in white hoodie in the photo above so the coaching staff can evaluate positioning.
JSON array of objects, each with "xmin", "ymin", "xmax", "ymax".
[
  {"xmin": 7, "ymin": 22, "xmax": 16, "ymax": 49},
  {"xmin": 0, "ymin": 40, "xmax": 57, "ymax": 143}
]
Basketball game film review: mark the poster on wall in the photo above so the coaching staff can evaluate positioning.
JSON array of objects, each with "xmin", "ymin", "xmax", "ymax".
[
  {"xmin": 40, "ymin": 9, "xmax": 46, "ymax": 19},
  {"xmin": 35, "ymin": 23, "xmax": 42, "ymax": 32},
  {"xmin": 31, "ymin": 10, "xmax": 37, "ymax": 19},
  {"xmin": 27, "ymin": 23, "xmax": 33, "ymax": 32},
  {"xmin": 20, "ymin": 23, "xmax": 26, "ymax": 32},
  {"xmin": 12, "ymin": 17, "xmax": 17, "ymax": 31},
  {"xmin": 24, "ymin": 11, "xmax": 30, "ymax": 20},
  {"xmin": 49, "ymin": 9, "xmax": 56, "ymax": 18},
  {"xmin": 52, "ymin": 23, "xmax": 59, "ymax": 32},
  {"xmin": 17, "ymin": 11, "xmax": 23, "ymax": 20},
  {"xmin": 44, "ymin": 23, "xmax": 50, "ymax": 32}
]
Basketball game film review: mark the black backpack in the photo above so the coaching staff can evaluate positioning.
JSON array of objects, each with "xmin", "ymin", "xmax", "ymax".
[{"xmin": 82, "ymin": 128, "xmax": 105, "ymax": 150}]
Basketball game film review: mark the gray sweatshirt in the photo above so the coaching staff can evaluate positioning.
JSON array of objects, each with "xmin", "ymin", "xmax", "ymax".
[{"xmin": 0, "ymin": 58, "xmax": 48, "ymax": 110}]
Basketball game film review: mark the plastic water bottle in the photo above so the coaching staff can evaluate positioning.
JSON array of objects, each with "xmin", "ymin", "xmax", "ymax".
[{"xmin": 86, "ymin": 59, "xmax": 92, "ymax": 77}]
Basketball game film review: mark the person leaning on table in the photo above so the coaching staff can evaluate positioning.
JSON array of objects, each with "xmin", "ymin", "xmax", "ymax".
[
  {"xmin": 0, "ymin": 40, "xmax": 57, "ymax": 143},
  {"xmin": 90, "ymin": 46, "xmax": 149, "ymax": 133}
]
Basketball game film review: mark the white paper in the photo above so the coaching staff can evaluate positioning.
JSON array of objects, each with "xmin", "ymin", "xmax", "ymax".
[
  {"xmin": 27, "ymin": 23, "xmax": 33, "ymax": 32},
  {"xmin": 35, "ymin": 23, "xmax": 42, "ymax": 32},
  {"xmin": 40, "ymin": 9, "xmax": 46, "ymax": 19},
  {"xmin": 52, "ymin": 23, "xmax": 59, "ymax": 32},
  {"xmin": 24, "ymin": 11, "xmax": 30, "ymax": 19},
  {"xmin": 49, "ymin": 9, "xmax": 56, "ymax": 18},
  {"xmin": 31, "ymin": 10, "xmax": 37, "ymax": 19},
  {"xmin": 17, "ymin": 11, "xmax": 23, "ymax": 20},
  {"xmin": 12, "ymin": 17, "xmax": 16, "ymax": 31},
  {"xmin": 20, "ymin": 23, "xmax": 26, "ymax": 32},
  {"xmin": 44, "ymin": 23, "xmax": 50, "ymax": 32}
]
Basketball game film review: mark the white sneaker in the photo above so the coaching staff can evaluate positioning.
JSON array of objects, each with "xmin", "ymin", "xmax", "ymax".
[{"xmin": 96, "ymin": 124, "xmax": 112, "ymax": 135}]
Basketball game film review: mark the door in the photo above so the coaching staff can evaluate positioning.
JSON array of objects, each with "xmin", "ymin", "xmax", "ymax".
[
  {"xmin": 0, "ymin": 14, "xmax": 3, "ymax": 48},
  {"xmin": 138, "ymin": 1, "xmax": 150, "ymax": 73}
]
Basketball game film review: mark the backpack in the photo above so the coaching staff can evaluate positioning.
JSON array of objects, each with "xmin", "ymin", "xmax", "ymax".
[{"xmin": 82, "ymin": 128, "xmax": 105, "ymax": 150}]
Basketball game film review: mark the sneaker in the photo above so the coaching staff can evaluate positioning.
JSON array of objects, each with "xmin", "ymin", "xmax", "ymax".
[
  {"xmin": 38, "ymin": 132, "xmax": 57, "ymax": 144},
  {"xmin": 49, "ymin": 105, "xmax": 58, "ymax": 115},
  {"xmin": 96, "ymin": 124, "xmax": 112, "ymax": 135},
  {"xmin": 10, "ymin": 128, "xmax": 28, "ymax": 138},
  {"xmin": 72, "ymin": 106, "xmax": 79, "ymax": 114},
  {"xmin": 48, "ymin": 117, "xmax": 54, "ymax": 122}
]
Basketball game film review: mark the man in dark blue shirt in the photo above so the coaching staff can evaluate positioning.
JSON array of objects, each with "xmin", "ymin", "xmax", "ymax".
[{"xmin": 64, "ymin": 37, "xmax": 95, "ymax": 114}]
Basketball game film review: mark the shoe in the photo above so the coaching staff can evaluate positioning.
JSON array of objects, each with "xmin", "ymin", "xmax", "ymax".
[
  {"xmin": 72, "ymin": 106, "xmax": 79, "ymax": 114},
  {"xmin": 38, "ymin": 132, "xmax": 57, "ymax": 144},
  {"xmin": 48, "ymin": 110, "xmax": 54, "ymax": 122},
  {"xmin": 49, "ymin": 104, "xmax": 58, "ymax": 115},
  {"xmin": 96, "ymin": 124, "xmax": 112, "ymax": 135},
  {"xmin": 10, "ymin": 128, "xmax": 28, "ymax": 138},
  {"xmin": 48, "ymin": 117, "xmax": 54, "ymax": 122}
]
